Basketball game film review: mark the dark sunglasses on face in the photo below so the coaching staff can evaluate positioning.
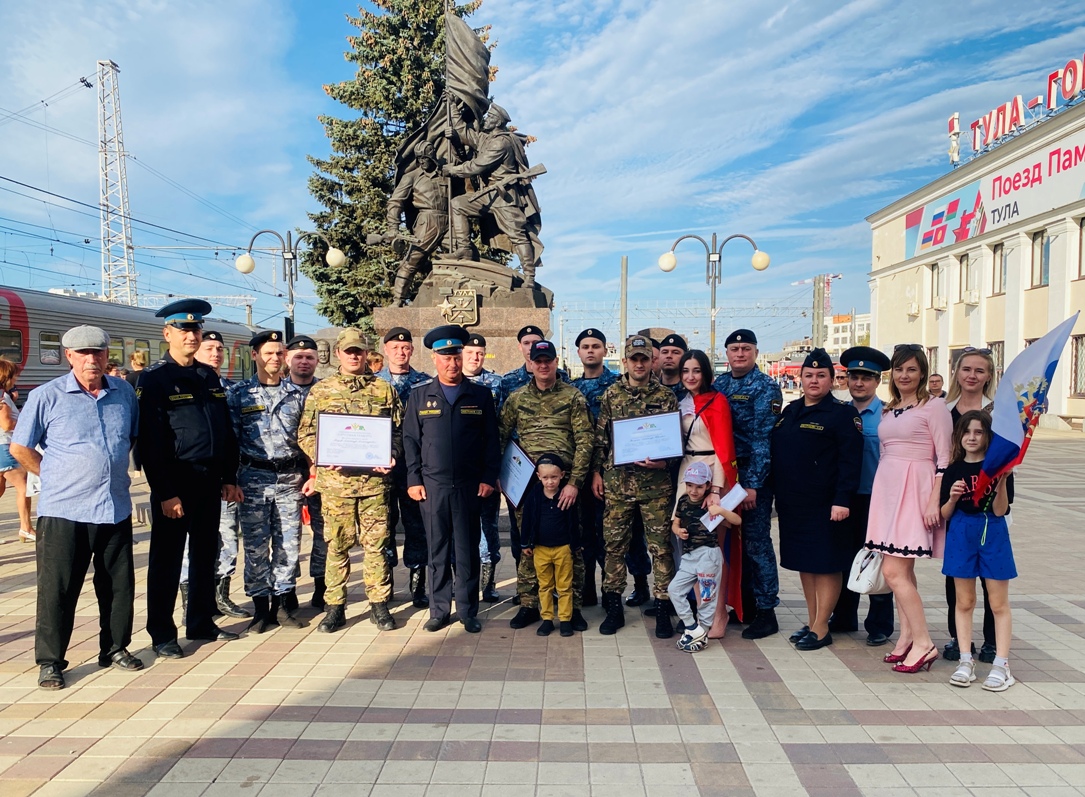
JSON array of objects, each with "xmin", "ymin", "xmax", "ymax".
[{"xmin": 894, "ymin": 343, "xmax": 923, "ymax": 352}]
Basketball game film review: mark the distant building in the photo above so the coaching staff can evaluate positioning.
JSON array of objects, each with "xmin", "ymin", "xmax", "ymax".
[{"xmin": 823, "ymin": 313, "xmax": 871, "ymax": 357}]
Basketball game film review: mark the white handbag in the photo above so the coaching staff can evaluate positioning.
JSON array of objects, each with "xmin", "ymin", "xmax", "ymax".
[{"xmin": 847, "ymin": 548, "xmax": 892, "ymax": 595}]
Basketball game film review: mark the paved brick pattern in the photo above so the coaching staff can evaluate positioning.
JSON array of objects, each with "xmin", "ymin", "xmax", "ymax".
[{"xmin": 1, "ymin": 429, "xmax": 1085, "ymax": 795}]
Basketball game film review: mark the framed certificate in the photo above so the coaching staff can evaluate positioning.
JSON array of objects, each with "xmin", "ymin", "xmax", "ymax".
[
  {"xmin": 499, "ymin": 440, "xmax": 535, "ymax": 508},
  {"xmin": 612, "ymin": 411, "xmax": 683, "ymax": 466},
  {"xmin": 315, "ymin": 412, "xmax": 393, "ymax": 468}
]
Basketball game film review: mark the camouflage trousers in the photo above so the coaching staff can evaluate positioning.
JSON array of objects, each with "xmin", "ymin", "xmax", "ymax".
[
  {"xmin": 305, "ymin": 493, "xmax": 328, "ymax": 579},
  {"xmin": 601, "ymin": 493, "xmax": 675, "ymax": 599},
  {"xmin": 321, "ymin": 493, "xmax": 391, "ymax": 606},
  {"xmin": 513, "ymin": 506, "xmax": 584, "ymax": 610},
  {"xmin": 239, "ymin": 468, "xmax": 304, "ymax": 598}
]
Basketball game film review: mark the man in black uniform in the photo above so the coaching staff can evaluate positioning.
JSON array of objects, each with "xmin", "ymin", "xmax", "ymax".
[
  {"xmin": 137, "ymin": 299, "xmax": 242, "ymax": 658},
  {"xmin": 403, "ymin": 325, "xmax": 501, "ymax": 633}
]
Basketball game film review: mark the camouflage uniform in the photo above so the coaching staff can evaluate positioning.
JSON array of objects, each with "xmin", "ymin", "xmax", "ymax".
[
  {"xmin": 499, "ymin": 379, "xmax": 592, "ymax": 609},
  {"xmin": 227, "ymin": 377, "xmax": 307, "ymax": 598},
  {"xmin": 467, "ymin": 368, "xmax": 507, "ymax": 566},
  {"xmin": 374, "ymin": 366, "xmax": 430, "ymax": 569},
  {"xmin": 592, "ymin": 374, "xmax": 679, "ymax": 598},
  {"xmin": 290, "ymin": 378, "xmax": 326, "ymax": 578},
  {"xmin": 501, "ymin": 364, "xmax": 569, "ymax": 396},
  {"xmin": 713, "ymin": 366, "xmax": 783, "ymax": 611},
  {"xmin": 297, "ymin": 373, "xmax": 403, "ymax": 606}
]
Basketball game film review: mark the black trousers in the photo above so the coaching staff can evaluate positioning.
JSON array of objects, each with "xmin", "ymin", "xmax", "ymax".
[
  {"xmin": 831, "ymin": 493, "xmax": 895, "ymax": 637},
  {"xmin": 146, "ymin": 474, "xmax": 222, "ymax": 644},
  {"xmin": 387, "ymin": 464, "xmax": 428, "ymax": 569},
  {"xmin": 946, "ymin": 574, "xmax": 995, "ymax": 647},
  {"xmin": 420, "ymin": 483, "xmax": 481, "ymax": 622},
  {"xmin": 35, "ymin": 516, "xmax": 135, "ymax": 668}
]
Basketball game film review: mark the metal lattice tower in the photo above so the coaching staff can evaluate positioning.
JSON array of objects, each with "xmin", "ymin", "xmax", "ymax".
[{"xmin": 97, "ymin": 60, "xmax": 137, "ymax": 305}]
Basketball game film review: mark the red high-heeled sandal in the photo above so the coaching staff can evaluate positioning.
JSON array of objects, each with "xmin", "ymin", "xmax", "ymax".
[
  {"xmin": 892, "ymin": 645, "xmax": 938, "ymax": 673},
  {"xmin": 883, "ymin": 643, "xmax": 912, "ymax": 664}
]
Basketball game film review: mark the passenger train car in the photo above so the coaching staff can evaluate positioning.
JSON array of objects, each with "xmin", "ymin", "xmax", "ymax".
[{"xmin": 0, "ymin": 286, "xmax": 258, "ymax": 397}]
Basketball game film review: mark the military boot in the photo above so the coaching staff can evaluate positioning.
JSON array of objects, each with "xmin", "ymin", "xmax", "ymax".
[
  {"xmin": 741, "ymin": 608, "xmax": 779, "ymax": 640},
  {"xmin": 509, "ymin": 606, "xmax": 541, "ymax": 629},
  {"xmin": 625, "ymin": 575, "xmax": 650, "ymax": 607},
  {"xmin": 281, "ymin": 589, "xmax": 299, "ymax": 614},
  {"xmin": 311, "ymin": 577, "xmax": 327, "ymax": 610},
  {"xmin": 391, "ymin": 269, "xmax": 411, "ymax": 307},
  {"xmin": 581, "ymin": 568, "xmax": 598, "ymax": 608},
  {"xmin": 571, "ymin": 609, "xmax": 589, "ymax": 632},
  {"xmin": 370, "ymin": 601, "xmax": 396, "ymax": 631},
  {"xmin": 514, "ymin": 243, "xmax": 537, "ymax": 288},
  {"xmin": 277, "ymin": 593, "xmax": 308, "ymax": 629},
  {"xmin": 215, "ymin": 576, "xmax": 251, "ymax": 618},
  {"xmin": 653, "ymin": 598, "xmax": 675, "ymax": 639},
  {"xmin": 179, "ymin": 582, "xmax": 189, "ymax": 622},
  {"xmin": 599, "ymin": 592, "xmax": 625, "ymax": 635},
  {"xmin": 318, "ymin": 603, "xmax": 346, "ymax": 634},
  {"xmin": 481, "ymin": 563, "xmax": 500, "ymax": 603},
  {"xmin": 409, "ymin": 567, "xmax": 429, "ymax": 609},
  {"xmin": 244, "ymin": 596, "xmax": 277, "ymax": 636}
]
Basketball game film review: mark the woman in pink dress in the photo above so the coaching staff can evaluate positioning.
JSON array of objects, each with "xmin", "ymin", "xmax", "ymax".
[{"xmin": 865, "ymin": 345, "xmax": 953, "ymax": 673}]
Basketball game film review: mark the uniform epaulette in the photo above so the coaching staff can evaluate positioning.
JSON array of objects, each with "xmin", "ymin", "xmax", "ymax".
[
  {"xmin": 415, "ymin": 377, "xmax": 435, "ymax": 387},
  {"xmin": 145, "ymin": 360, "xmax": 166, "ymax": 372}
]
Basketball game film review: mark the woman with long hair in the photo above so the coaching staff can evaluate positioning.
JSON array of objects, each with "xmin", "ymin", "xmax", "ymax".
[
  {"xmin": 865, "ymin": 345, "xmax": 953, "ymax": 673},
  {"xmin": 675, "ymin": 349, "xmax": 740, "ymax": 638},
  {"xmin": 0, "ymin": 359, "xmax": 34, "ymax": 542},
  {"xmin": 942, "ymin": 347, "xmax": 999, "ymax": 663}
]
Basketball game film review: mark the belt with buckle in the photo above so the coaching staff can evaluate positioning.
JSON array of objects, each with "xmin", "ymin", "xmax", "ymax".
[{"xmin": 241, "ymin": 454, "xmax": 305, "ymax": 473}]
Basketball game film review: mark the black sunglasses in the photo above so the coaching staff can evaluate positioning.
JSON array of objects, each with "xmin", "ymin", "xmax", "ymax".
[
  {"xmin": 894, "ymin": 343, "xmax": 923, "ymax": 352},
  {"xmin": 961, "ymin": 346, "xmax": 993, "ymax": 355}
]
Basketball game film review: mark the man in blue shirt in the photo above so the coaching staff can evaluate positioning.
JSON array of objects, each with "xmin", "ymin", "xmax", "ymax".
[
  {"xmin": 830, "ymin": 346, "xmax": 895, "ymax": 646},
  {"xmin": 12, "ymin": 326, "xmax": 141, "ymax": 690}
]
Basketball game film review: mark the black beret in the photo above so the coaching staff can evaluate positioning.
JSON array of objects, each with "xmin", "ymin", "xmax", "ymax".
[
  {"xmin": 725, "ymin": 329, "xmax": 757, "ymax": 346},
  {"xmin": 517, "ymin": 325, "xmax": 544, "ymax": 341},
  {"xmin": 840, "ymin": 346, "xmax": 891, "ymax": 375},
  {"xmin": 801, "ymin": 347, "xmax": 833, "ymax": 371},
  {"xmin": 575, "ymin": 328, "xmax": 606, "ymax": 346},
  {"xmin": 535, "ymin": 452, "xmax": 566, "ymax": 471},
  {"xmin": 423, "ymin": 324, "xmax": 469, "ymax": 354},
  {"xmin": 660, "ymin": 334, "xmax": 687, "ymax": 351},
  {"xmin": 202, "ymin": 330, "xmax": 225, "ymax": 343},
  {"xmin": 250, "ymin": 329, "xmax": 284, "ymax": 349},
  {"xmin": 464, "ymin": 333, "xmax": 487, "ymax": 347},
  {"xmin": 383, "ymin": 327, "xmax": 413, "ymax": 343},
  {"xmin": 286, "ymin": 335, "xmax": 318, "ymax": 351}
]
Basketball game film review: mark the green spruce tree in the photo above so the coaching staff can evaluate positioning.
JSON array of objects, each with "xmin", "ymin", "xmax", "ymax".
[{"xmin": 302, "ymin": 0, "xmax": 486, "ymax": 329}]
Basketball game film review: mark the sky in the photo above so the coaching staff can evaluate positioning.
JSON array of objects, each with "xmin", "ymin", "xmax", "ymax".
[{"xmin": 0, "ymin": 0, "xmax": 1082, "ymax": 354}]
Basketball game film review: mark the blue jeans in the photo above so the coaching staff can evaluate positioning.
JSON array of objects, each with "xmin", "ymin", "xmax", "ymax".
[{"xmin": 478, "ymin": 491, "xmax": 501, "ymax": 565}]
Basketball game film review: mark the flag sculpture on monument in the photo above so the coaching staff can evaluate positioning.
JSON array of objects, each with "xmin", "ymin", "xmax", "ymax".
[{"xmin": 974, "ymin": 312, "xmax": 1081, "ymax": 503}]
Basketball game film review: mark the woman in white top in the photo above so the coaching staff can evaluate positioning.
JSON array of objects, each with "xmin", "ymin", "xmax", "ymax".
[{"xmin": 0, "ymin": 359, "xmax": 34, "ymax": 542}]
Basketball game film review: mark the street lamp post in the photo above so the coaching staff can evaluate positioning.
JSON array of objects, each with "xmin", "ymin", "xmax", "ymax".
[
  {"xmin": 658, "ymin": 233, "xmax": 770, "ymax": 363},
  {"xmin": 235, "ymin": 230, "xmax": 346, "ymax": 339}
]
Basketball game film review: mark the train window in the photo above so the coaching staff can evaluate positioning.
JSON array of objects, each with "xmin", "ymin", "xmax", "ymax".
[
  {"xmin": 39, "ymin": 332, "xmax": 62, "ymax": 365},
  {"xmin": 108, "ymin": 341, "xmax": 124, "ymax": 366},
  {"xmin": 0, "ymin": 330, "xmax": 23, "ymax": 363},
  {"xmin": 159, "ymin": 342, "xmax": 169, "ymax": 359}
]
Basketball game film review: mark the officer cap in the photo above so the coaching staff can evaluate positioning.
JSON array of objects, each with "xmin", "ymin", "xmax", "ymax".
[
  {"xmin": 725, "ymin": 329, "xmax": 757, "ymax": 347},
  {"xmin": 383, "ymin": 327, "xmax": 413, "ymax": 344},
  {"xmin": 536, "ymin": 452, "xmax": 566, "ymax": 471},
  {"xmin": 249, "ymin": 330, "xmax": 283, "ymax": 350},
  {"xmin": 464, "ymin": 333, "xmax": 487, "ymax": 348},
  {"xmin": 528, "ymin": 340, "xmax": 557, "ymax": 361},
  {"xmin": 61, "ymin": 325, "xmax": 109, "ymax": 351},
  {"xmin": 625, "ymin": 335, "xmax": 653, "ymax": 359},
  {"xmin": 423, "ymin": 324, "xmax": 469, "ymax": 354},
  {"xmin": 517, "ymin": 325, "xmax": 544, "ymax": 341},
  {"xmin": 156, "ymin": 298, "xmax": 211, "ymax": 329},
  {"xmin": 575, "ymin": 328, "xmax": 606, "ymax": 346},
  {"xmin": 336, "ymin": 328, "xmax": 369, "ymax": 351},
  {"xmin": 839, "ymin": 345, "xmax": 891, "ymax": 375},
  {"xmin": 660, "ymin": 334, "xmax": 688, "ymax": 352},
  {"xmin": 202, "ymin": 330, "xmax": 225, "ymax": 344},
  {"xmin": 801, "ymin": 347, "xmax": 834, "ymax": 372},
  {"xmin": 287, "ymin": 334, "xmax": 318, "ymax": 351},
  {"xmin": 682, "ymin": 461, "xmax": 712, "ymax": 485}
]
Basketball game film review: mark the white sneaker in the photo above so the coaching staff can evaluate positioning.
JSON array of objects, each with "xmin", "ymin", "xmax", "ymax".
[
  {"xmin": 982, "ymin": 664, "xmax": 1015, "ymax": 692},
  {"xmin": 949, "ymin": 659, "xmax": 976, "ymax": 687},
  {"xmin": 676, "ymin": 625, "xmax": 709, "ymax": 653}
]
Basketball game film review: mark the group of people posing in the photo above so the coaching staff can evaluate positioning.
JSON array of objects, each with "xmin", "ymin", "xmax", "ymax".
[{"xmin": 13, "ymin": 300, "xmax": 1017, "ymax": 694}]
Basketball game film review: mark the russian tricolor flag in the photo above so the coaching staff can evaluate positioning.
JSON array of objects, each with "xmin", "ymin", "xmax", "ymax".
[{"xmin": 975, "ymin": 312, "xmax": 1080, "ymax": 503}]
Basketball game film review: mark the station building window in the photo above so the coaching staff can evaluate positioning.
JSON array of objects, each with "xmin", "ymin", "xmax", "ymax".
[
  {"xmin": 1072, "ymin": 336, "xmax": 1085, "ymax": 397},
  {"xmin": 989, "ymin": 341, "xmax": 1005, "ymax": 382},
  {"xmin": 1031, "ymin": 229, "xmax": 1051, "ymax": 287},
  {"xmin": 992, "ymin": 243, "xmax": 1007, "ymax": 295}
]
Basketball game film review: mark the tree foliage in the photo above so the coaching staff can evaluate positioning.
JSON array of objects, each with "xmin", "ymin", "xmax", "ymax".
[{"xmin": 302, "ymin": 0, "xmax": 486, "ymax": 329}]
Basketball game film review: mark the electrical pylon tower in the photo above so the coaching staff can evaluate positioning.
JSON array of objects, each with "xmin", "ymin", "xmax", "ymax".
[{"xmin": 97, "ymin": 60, "xmax": 138, "ymax": 305}]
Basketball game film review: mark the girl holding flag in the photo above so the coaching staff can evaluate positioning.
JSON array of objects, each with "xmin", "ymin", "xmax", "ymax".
[{"xmin": 939, "ymin": 410, "xmax": 1016, "ymax": 691}]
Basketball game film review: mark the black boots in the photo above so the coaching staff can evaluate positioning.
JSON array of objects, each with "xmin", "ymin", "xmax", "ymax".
[
  {"xmin": 741, "ymin": 608, "xmax": 779, "ymax": 640},
  {"xmin": 214, "ymin": 576, "xmax": 251, "ymax": 618},
  {"xmin": 318, "ymin": 603, "xmax": 346, "ymax": 633},
  {"xmin": 582, "ymin": 569, "xmax": 598, "ymax": 608},
  {"xmin": 625, "ymin": 575, "xmax": 650, "ymax": 607},
  {"xmin": 481, "ymin": 563, "xmax": 500, "ymax": 603},
  {"xmin": 599, "ymin": 592, "xmax": 625, "ymax": 635},
  {"xmin": 370, "ymin": 601, "xmax": 396, "ymax": 631},
  {"xmin": 409, "ymin": 567, "xmax": 429, "ymax": 609},
  {"xmin": 509, "ymin": 606, "xmax": 541, "ymax": 629},
  {"xmin": 653, "ymin": 598, "xmax": 674, "ymax": 639},
  {"xmin": 277, "ymin": 593, "xmax": 308, "ymax": 629},
  {"xmin": 244, "ymin": 596, "xmax": 279, "ymax": 635},
  {"xmin": 311, "ymin": 577, "xmax": 326, "ymax": 610},
  {"xmin": 179, "ymin": 582, "xmax": 189, "ymax": 621}
]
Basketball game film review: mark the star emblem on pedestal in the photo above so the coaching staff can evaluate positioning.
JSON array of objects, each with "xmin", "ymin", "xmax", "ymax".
[{"xmin": 437, "ymin": 297, "xmax": 455, "ymax": 318}]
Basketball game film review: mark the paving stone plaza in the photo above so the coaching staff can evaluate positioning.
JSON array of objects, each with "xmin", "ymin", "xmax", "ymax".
[{"xmin": 1, "ymin": 429, "xmax": 1084, "ymax": 796}]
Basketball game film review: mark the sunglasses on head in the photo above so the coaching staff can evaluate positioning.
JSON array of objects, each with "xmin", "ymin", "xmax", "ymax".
[
  {"xmin": 961, "ymin": 346, "xmax": 993, "ymax": 355},
  {"xmin": 894, "ymin": 343, "xmax": 923, "ymax": 352}
]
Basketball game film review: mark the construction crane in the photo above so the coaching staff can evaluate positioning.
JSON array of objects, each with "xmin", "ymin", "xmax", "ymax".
[{"xmin": 791, "ymin": 274, "xmax": 843, "ymax": 347}]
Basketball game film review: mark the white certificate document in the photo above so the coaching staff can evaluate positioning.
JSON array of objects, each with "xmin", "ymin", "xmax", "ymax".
[
  {"xmin": 701, "ymin": 483, "xmax": 746, "ymax": 531},
  {"xmin": 499, "ymin": 440, "xmax": 534, "ymax": 508},
  {"xmin": 611, "ymin": 411, "xmax": 683, "ymax": 466},
  {"xmin": 315, "ymin": 412, "xmax": 393, "ymax": 468}
]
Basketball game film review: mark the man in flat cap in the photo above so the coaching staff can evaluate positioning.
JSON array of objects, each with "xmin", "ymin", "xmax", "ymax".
[
  {"xmin": 713, "ymin": 328, "xmax": 784, "ymax": 639},
  {"xmin": 404, "ymin": 325, "xmax": 500, "ymax": 632},
  {"xmin": 830, "ymin": 346, "xmax": 895, "ymax": 645},
  {"xmin": 375, "ymin": 326, "xmax": 432, "ymax": 608},
  {"xmin": 227, "ymin": 330, "xmax": 309, "ymax": 634},
  {"xmin": 286, "ymin": 334, "xmax": 329, "ymax": 609},
  {"xmin": 462, "ymin": 333, "xmax": 508, "ymax": 602},
  {"xmin": 138, "ymin": 300, "xmax": 242, "ymax": 658},
  {"xmin": 12, "ymin": 326, "xmax": 141, "ymax": 689},
  {"xmin": 298, "ymin": 329, "xmax": 402, "ymax": 633}
]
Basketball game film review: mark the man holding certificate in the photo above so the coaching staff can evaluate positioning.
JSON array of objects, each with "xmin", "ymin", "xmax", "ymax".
[
  {"xmin": 591, "ymin": 335, "xmax": 682, "ymax": 638},
  {"xmin": 403, "ymin": 325, "xmax": 501, "ymax": 633},
  {"xmin": 297, "ymin": 329, "xmax": 403, "ymax": 634}
]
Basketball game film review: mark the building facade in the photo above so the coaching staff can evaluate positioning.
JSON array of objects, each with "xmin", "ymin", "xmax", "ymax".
[{"xmin": 824, "ymin": 313, "xmax": 871, "ymax": 357}]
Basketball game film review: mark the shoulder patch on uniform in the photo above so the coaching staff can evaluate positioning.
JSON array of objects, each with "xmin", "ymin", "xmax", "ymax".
[
  {"xmin": 241, "ymin": 404, "xmax": 266, "ymax": 414},
  {"xmin": 853, "ymin": 416, "xmax": 863, "ymax": 432},
  {"xmin": 168, "ymin": 393, "xmax": 194, "ymax": 402},
  {"xmin": 770, "ymin": 398, "xmax": 782, "ymax": 415},
  {"xmin": 135, "ymin": 387, "xmax": 142, "ymax": 399}
]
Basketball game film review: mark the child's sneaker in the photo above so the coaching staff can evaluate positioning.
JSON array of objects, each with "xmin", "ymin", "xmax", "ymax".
[
  {"xmin": 536, "ymin": 620, "xmax": 554, "ymax": 637},
  {"xmin": 982, "ymin": 664, "xmax": 1015, "ymax": 692},
  {"xmin": 676, "ymin": 625, "xmax": 709, "ymax": 653},
  {"xmin": 559, "ymin": 621, "xmax": 574, "ymax": 637}
]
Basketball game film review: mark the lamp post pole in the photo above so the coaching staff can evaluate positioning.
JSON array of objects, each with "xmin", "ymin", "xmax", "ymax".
[{"xmin": 659, "ymin": 233, "xmax": 770, "ymax": 365}]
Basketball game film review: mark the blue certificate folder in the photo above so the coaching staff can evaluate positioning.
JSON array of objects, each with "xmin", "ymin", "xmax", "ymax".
[{"xmin": 611, "ymin": 411, "xmax": 683, "ymax": 466}]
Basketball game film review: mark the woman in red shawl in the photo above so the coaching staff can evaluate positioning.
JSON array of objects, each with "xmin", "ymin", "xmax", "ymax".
[{"xmin": 676, "ymin": 350, "xmax": 741, "ymax": 638}]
